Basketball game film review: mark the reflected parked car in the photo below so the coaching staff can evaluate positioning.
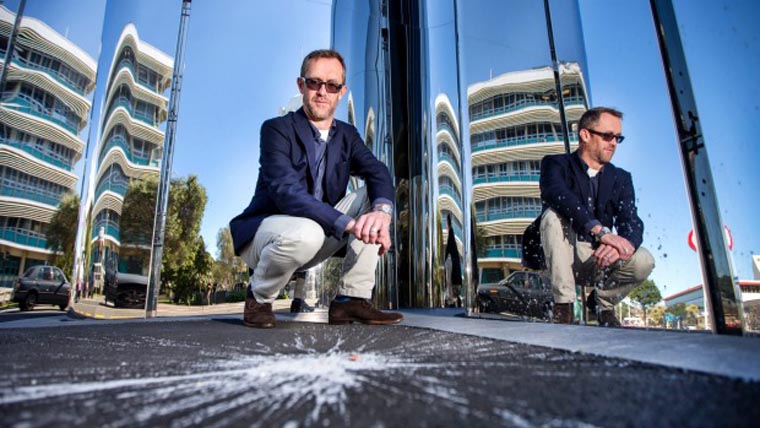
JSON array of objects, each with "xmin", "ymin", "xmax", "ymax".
[
  {"xmin": 477, "ymin": 271, "xmax": 553, "ymax": 319},
  {"xmin": 11, "ymin": 266, "xmax": 71, "ymax": 311},
  {"xmin": 104, "ymin": 272, "xmax": 148, "ymax": 309}
]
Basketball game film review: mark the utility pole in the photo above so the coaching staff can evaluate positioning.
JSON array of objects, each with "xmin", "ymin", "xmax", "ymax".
[{"xmin": 145, "ymin": 0, "xmax": 192, "ymax": 317}]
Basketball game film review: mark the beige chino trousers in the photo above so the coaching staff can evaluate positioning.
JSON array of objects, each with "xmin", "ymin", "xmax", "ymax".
[
  {"xmin": 540, "ymin": 208, "xmax": 655, "ymax": 310},
  {"xmin": 240, "ymin": 188, "xmax": 380, "ymax": 303}
]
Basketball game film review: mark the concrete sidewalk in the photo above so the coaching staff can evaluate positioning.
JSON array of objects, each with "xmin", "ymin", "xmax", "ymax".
[{"xmin": 68, "ymin": 297, "xmax": 298, "ymax": 319}]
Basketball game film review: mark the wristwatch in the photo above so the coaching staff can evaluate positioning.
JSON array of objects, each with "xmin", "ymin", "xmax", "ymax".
[
  {"xmin": 593, "ymin": 226, "xmax": 611, "ymax": 244},
  {"xmin": 373, "ymin": 204, "xmax": 393, "ymax": 216}
]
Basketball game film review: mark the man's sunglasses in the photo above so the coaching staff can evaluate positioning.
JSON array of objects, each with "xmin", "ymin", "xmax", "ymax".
[
  {"xmin": 585, "ymin": 128, "xmax": 625, "ymax": 144},
  {"xmin": 300, "ymin": 77, "xmax": 344, "ymax": 94}
]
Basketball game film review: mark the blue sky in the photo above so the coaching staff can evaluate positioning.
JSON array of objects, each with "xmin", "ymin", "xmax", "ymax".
[{"xmin": 5, "ymin": 0, "xmax": 757, "ymax": 298}]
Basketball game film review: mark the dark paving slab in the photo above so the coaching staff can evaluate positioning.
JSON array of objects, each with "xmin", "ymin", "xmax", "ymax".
[{"xmin": 0, "ymin": 319, "xmax": 757, "ymax": 428}]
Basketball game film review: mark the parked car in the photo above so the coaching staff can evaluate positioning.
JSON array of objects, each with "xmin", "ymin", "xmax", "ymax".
[
  {"xmin": 104, "ymin": 272, "xmax": 148, "ymax": 309},
  {"xmin": 477, "ymin": 271, "xmax": 553, "ymax": 319},
  {"xmin": 11, "ymin": 266, "xmax": 71, "ymax": 311}
]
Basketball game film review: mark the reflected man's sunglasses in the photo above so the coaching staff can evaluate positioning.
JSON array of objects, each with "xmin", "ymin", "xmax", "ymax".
[
  {"xmin": 585, "ymin": 128, "xmax": 625, "ymax": 144},
  {"xmin": 300, "ymin": 77, "xmax": 344, "ymax": 94}
]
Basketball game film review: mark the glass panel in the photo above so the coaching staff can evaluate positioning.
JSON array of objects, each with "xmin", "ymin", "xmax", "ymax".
[
  {"xmin": 427, "ymin": 1, "xmax": 465, "ymax": 308},
  {"xmin": 672, "ymin": 0, "xmax": 760, "ymax": 332},
  {"xmin": 77, "ymin": 0, "xmax": 180, "ymax": 309},
  {"xmin": 175, "ymin": 1, "xmax": 333, "ymax": 309},
  {"xmin": 459, "ymin": 0, "xmax": 559, "ymax": 320},
  {"xmin": 579, "ymin": 1, "xmax": 703, "ymax": 329},
  {"xmin": 0, "ymin": 0, "xmax": 104, "ymax": 291}
]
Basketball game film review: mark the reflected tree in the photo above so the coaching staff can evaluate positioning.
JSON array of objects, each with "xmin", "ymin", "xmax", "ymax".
[
  {"xmin": 120, "ymin": 176, "xmax": 158, "ymax": 247},
  {"xmin": 629, "ymin": 279, "xmax": 662, "ymax": 326},
  {"xmin": 46, "ymin": 192, "xmax": 80, "ymax": 276},
  {"xmin": 214, "ymin": 226, "xmax": 247, "ymax": 288},
  {"xmin": 648, "ymin": 305, "xmax": 667, "ymax": 328}
]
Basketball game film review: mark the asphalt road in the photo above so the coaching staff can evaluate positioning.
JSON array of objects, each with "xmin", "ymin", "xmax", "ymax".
[{"xmin": 1, "ymin": 318, "xmax": 758, "ymax": 428}]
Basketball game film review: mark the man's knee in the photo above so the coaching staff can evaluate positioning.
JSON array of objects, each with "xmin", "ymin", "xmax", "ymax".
[
  {"xmin": 261, "ymin": 218, "xmax": 325, "ymax": 267},
  {"xmin": 629, "ymin": 247, "xmax": 655, "ymax": 283},
  {"xmin": 540, "ymin": 208, "xmax": 564, "ymax": 233}
]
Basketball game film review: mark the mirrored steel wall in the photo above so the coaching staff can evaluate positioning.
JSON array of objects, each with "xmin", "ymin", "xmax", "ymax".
[
  {"xmin": 0, "ymin": 0, "xmax": 103, "ymax": 293},
  {"xmin": 74, "ymin": 0, "xmax": 181, "ymax": 308}
]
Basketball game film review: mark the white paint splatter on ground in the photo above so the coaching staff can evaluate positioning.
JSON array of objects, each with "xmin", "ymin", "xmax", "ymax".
[{"xmin": 0, "ymin": 332, "xmax": 476, "ymax": 428}]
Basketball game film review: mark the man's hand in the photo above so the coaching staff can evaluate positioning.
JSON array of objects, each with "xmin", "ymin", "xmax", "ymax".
[
  {"xmin": 593, "ymin": 244, "xmax": 620, "ymax": 268},
  {"xmin": 346, "ymin": 211, "xmax": 392, "ymax": 255},
  {"xmin": 599, "ymin": 233, "xmax": 635, "ymax": 262}
]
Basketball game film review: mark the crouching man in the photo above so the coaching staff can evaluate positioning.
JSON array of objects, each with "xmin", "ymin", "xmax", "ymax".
[
  {"xmin": 229, "ymin": 49, "xmax": 401, "ymax": 328},
  {"xmin": 524, "ymin": 107, "xmax": 654, "ymax": 326}
]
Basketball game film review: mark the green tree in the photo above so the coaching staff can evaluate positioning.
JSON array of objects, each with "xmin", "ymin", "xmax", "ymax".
[
  {"xmin": 46, "ymin": 192, "xmax": 79, "ymax": 276},
  {"xmin": 171, "ymin": 237, "xmax": 213, "ymax": 305},
  {"xmin": 214, "ymin": 226, "xmax": 247, "ymax": 287},
  {"xmin": 685, "ymin": 304, "xmax": 701, "ymax": 327},
  {"xmin": 628, "ymin": 279, "xmax": 662, "ymax": 326},
  {"xmin": 120, "ymin": 176, "xmax": 158, "ymax": 247},
  {"xmin": 648, "ymin": 305, "xmax": 666, "ymax": 327},
  {"xmin": 163, "ymin": 175, "xmax": 207, "ymax": 277}
]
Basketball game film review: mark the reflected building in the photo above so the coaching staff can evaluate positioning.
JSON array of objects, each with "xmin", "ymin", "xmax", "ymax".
[
  {"xmin": 0, "ymin": 6, "xmax": 96, "ymax": 285},
  {"xmin": 469, "ymin": 64, "xmax": 587, "ymax": 283},
  {"xmin": 435, "ymin": 93, "xmax": 464, "ymax": 306},
  {"xmin": 90, "ymin": 24, "xmax": 172, "ymax": 275}
]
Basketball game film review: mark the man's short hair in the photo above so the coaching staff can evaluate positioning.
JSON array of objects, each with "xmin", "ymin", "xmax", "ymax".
[
  {"xmin": 300, "ymin": 49, "xmax": 346, "ymax": 83},
  {"xmin": 578, "ymin": 107, "xmax": 623, "ymax": 131}
]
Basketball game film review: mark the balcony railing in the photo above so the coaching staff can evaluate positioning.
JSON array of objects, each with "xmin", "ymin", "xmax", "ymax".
[
  {"xmin": 0, "ymin": 227, "xmax": 48, "ymax": 249},
  {"xmin": 99, "ymin": 135, "xmax": 158, "ymax": 167},
  {"xmin": 94, "ymin": 181, "xmax": 128, "ymax": 202},
  {"xmin": 12, "ymin": 55, "xmax": 88, "ymax": 96},
  {"xmin": 482, "ymin": 248, "xmax": 522, "ymax": 259},
  {"xmin": 476, "ymin": 208, "xmax": 541, "ymax": 222},
  {"xmin": 0, "ymin": 137, "xmax": 74, "ymax": 171},
  {"xmin": 473, "ymin": 173, "xmax": 540, "ymax": 185},
  {"xmin": 470, "ymin": 96, "xmax": 586, "ymax": 122},
  {"xmin": 116, "ymin": 59, "xmax": 160, "ymax": 92},
  {"xmin": 0, "ymin": 185, "xmax": 61, "ymax": 206},
  {"xmin": 472, "ymin": 134, "xmax": 578, "ymax": 152},
  {"xmin": 438, "ymin": 151, "xmax": 459, "ymax": 169},
  {"xmin": 1, "ymin": 94, "xmax": 79, "ymax": 134},
  {"xmin": 105, "ymin": 95, "xmax": 158, "ymax": 127},
  {"xmin": 92, "ymin": 221, "xmax": 120, "ymax": 241},
  {"xmin": 439, "ymin": 185, "xmax": 462, "ymax": 206}
]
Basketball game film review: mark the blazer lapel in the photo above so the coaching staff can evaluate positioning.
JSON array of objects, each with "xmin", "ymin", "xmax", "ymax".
[
  {"xmin": 597, "ymin": 163, "xmax": 616, "ymax": 214},
  {"xmin": 324, "ymin": 125, "xmax": 345, "ymax": 198},
  {"xmin": 293, "ymin": 108, "xmax": 317, "ymax": 185},
  {"xmin": 570, "ymin": 152, "xmax": 591, "ymax": 204}
]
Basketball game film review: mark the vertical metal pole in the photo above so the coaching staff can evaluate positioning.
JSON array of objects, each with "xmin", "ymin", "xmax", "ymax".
[
  {"xmin": 146, "ymin": 0, "xmax": 192, "ymax": 318},
  {"xmin": 543, "ymin": 0, "xmax": 571, "ymax": 154},
  {"xmin": 0, "ymin": 0, "xmax": 25, "ymax": 95},
  {"xmin": 650, "ymin": 0, "xmax": 744, "ymax": 335}
]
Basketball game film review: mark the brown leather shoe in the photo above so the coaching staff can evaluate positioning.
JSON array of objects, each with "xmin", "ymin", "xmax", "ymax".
[
  {"xmin": 243, "ymin": 293, "xmax": 275, "ymax": 328},
  {"xmin": 553, "ymin": 302, "xmax": 574, "ymax": 324},
  {"xmin": 598, "ymin": 309, "xmax": 622, "ymax": 327},
  {"xmin": 328, "ymin": 298, "xmax": 403, "ymax": 325}
]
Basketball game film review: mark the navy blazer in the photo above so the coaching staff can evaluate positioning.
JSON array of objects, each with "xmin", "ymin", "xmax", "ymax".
[
  {"xmin": 230, "ymin": 108, "xmax": 394, "ymax": 256},
  {"xmin": 523, "ymin": 151, "xmax": 644, "ymax": 268}
]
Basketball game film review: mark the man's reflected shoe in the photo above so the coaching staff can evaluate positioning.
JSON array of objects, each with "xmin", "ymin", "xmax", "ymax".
[
  {"xmin": 553, "ymin": 302, "xmax": 574, "ymax": 324},
  {"xmin": 290, "ymin": 298, "xmax": 315, "ymax": 313},
  {"xmin": 328, "ymin": 298, "xmax": 403, "ymax": 325},
  {"xmin": 597, "ymin": 309, "xmax": 622, "ymax": 328},
  {"xmin": 243, "ymin": 291, "xmax": 275, "ymax": 328}
]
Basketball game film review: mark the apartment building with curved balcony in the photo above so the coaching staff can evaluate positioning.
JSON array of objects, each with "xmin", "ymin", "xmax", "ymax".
[
  {"xmin": 468, "ymin": 63, "xmax": 588, "ymax": 283},
  {"xmin": 435, "ymin": 93, "xmax": 464, "ymax": 254},
  {"xmin": 91, "ymin": 23, "xmax": 172, "ymax": 275},
  {"xmin": 0, "ymin": 6, "xmax": 96, "ymax": 285}
]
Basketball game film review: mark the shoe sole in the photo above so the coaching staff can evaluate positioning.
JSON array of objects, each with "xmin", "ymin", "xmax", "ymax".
[
  {"xmin": 243, "ymin": 320, "xmax": 276, "ymax": 328},
  {"xmin": 328, "ymin": 317, "xmax": 403, "ymax": 326}
]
